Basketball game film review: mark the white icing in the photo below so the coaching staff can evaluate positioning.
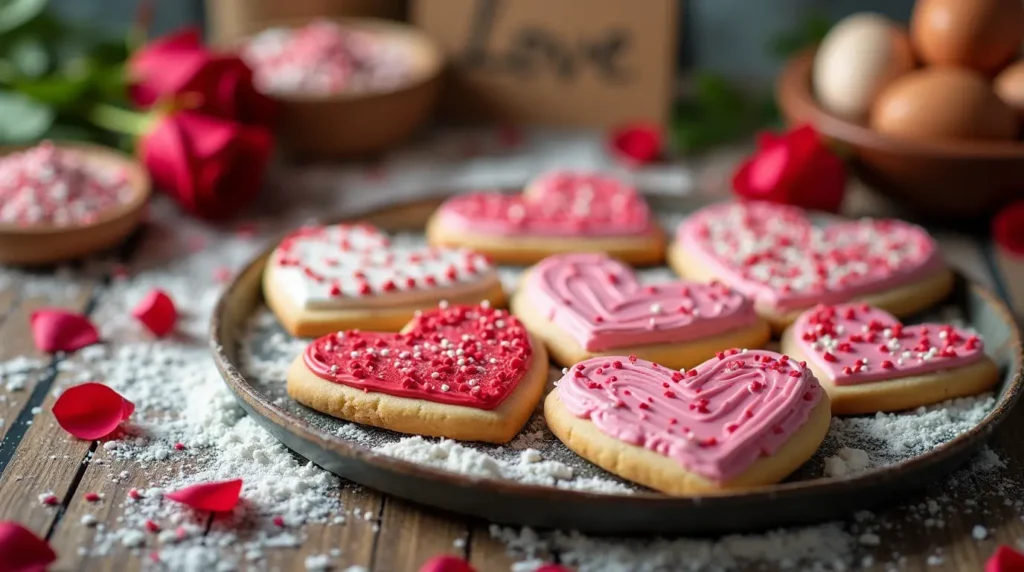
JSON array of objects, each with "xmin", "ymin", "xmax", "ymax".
[{"xmin": 269, "ymin": 224, "xmax": 496, "ymax": 311}]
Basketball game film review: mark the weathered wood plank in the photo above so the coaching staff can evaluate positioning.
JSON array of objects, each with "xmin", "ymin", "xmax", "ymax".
[
  {"xmin": 468, "ymin": 522, "xmax": 532, "ymax": 572},
  {"xmin": 373, "ymin": 498, "xmax": 470, "ymax": 572},
  {"xmin": 0, "ymin": 283, "xmax": 94, "ymax": 447},
  {"xmin": 261, "ymin": 484, "xmax": 383, "ymax": 571}
]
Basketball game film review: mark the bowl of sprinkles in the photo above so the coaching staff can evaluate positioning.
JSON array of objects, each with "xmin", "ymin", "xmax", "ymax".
[
  {"xmin": 239, "ymin": 17, "xmax": 443, "ymax": 158},
  {"xmin": 0, "ymin": 141, "xmax": 150, "ymax": 265}
]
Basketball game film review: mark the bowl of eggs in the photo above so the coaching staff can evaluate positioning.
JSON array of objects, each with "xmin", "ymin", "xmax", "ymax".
[
  {"xmin": 239, "ymin": 17, "xmax": 444, "ymax": 159},
  {"xmin": 776, "ymin": 0, "xmax": 1024, "ymax": 221}
]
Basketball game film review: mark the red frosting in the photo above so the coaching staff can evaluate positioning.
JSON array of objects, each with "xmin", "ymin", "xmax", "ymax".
[{"xmin": 304, "ymin": 304, "xmax": 534, "ymax": 409}]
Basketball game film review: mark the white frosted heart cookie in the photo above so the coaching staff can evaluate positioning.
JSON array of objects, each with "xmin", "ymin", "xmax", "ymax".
[
  {"xmin": 669, "ymin": 201, "xmax": 954, "ymax": 331},
  {"xmin": 544, "ymin": 350, "xmax": 831, "ymax": 495},
  {"xmin": 781, "ymin": 303, "xmax": 998, "ymax": 415},
  {"xmin": 263, "ymin": 223, "xmax": 505, "ymax": 336},
  {"xmin": 287, "ymin": 303, "xmax": 549, "ymax": 443},
  {"xmin": 426, "ymin": 171, "xmax": 666, "ymax": 266},
  {"xmin": 510, "ymin": 253, "xmax": 770, "ymax": 369}
]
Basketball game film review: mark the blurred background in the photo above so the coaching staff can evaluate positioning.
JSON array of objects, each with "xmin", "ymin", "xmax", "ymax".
[{"xmin": 54, "ymin": 0, "xmax": 915, "ymax": 84}]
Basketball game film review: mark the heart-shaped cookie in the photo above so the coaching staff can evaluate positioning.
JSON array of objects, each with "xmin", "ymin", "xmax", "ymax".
[
  {"xmin": 427, "ymin": 171, "xmax": 665, "ymax": 265},
  {"xmin": 288, "ymin": 303, "xmax": 549, "ymax": 443},
  {"xmin": 544, "ymin": 350, "xmax": 831, "ymax": 494},
  {"xmin": 781, "ymin": 303, "xmax": 998, "ymax": 414},
  {"xmin": 511, "ymin": 253, "xmax": 770, "ymax": 368},
  {"xmin": 670, "ymin": 201, "xmax": 953, "ymax": 329},
  {"xmin": 263, "ymin": 223, "xmax": 505, "ymax": 336}
]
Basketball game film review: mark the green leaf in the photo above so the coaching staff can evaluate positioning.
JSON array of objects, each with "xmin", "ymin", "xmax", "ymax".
[
  {"xmin": 693, "ymin": 72, "xmax": 747, "ymax": 116},
  {"xmin": 8, "ymin": 36, "xmax": 48, "ymax": 77},
  {"xmin": 0, "ymin": 0, "xmax": 49, "ymax": 35},
  {"xmin": 14, "ymin": 75, "xmax": 89, "ymax": 107},
  {"xmin": 769, "ymin": 12, "xmax": 833, "ymax": 59},
  {"xmin": 0, "ymin": 89, "xmax": 53, "ymax": 142}
]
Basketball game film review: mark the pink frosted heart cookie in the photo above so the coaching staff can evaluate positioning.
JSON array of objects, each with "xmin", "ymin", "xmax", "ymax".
[
  {"xmin": 510, "ymin": 253, "xmax": 770, "ymax": 369},
  {"xmin": 544, "ymin": 350, "xmax": 832, "ymax": 495},
  {"xmin": 263, "ymin": 223, "xmax": 505, "ymax": 336},
  {"xmin": 781, "ymin": 303, "xmax": 998, "ymax": 415},
  {"xmin": 426, "ymin": 171, "xmax": 665, "ymax": 265},
  {"xmin": 287, "ymin": 304, "xmax": 549, "ymax": 443},
  {"xmin": 669, "ymin": 201, "xmax": 954, "ymax": 330}
]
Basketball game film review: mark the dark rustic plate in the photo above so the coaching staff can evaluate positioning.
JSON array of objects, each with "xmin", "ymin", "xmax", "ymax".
[{"xmin": 210, "ymin": 195, "xmax": 1023, "ymax": 535}]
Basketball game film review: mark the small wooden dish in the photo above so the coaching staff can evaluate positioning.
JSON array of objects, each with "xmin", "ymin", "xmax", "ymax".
[
  {"xmin": 0, "ymin": 142, "xmax": 150, "ymax": 266},
  {"xmin": 776, "ymin": 50, "xmax": 1024, "ymax": 222},
  {"xmin": 239, "ymin": 17, "xmax": 443, "ymax": 159},
  {"xmin": 210, "ymin": 194, "xmax": 1024, "ymax": 534}
]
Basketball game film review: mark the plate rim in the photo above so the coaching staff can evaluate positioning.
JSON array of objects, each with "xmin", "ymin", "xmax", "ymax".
[{"xmin": 209, "ymin": 194, "xmax": 1024, "ymax": 525}]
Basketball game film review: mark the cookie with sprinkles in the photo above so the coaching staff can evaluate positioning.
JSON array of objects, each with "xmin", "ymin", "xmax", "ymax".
[
  {"xmin": 781, "ymin": 303, "xmax": 998, "ymax": 415},
  {"xmin": 510, "ymin": 253, "xmax": 771, "ymax": 369},
  {"xmin": 669, "ymin": 201, "xmax": 954, "ymax": 331},
  {"xmin": 263, "ymin": 223, "xmax": 506, "ymax": 337},
  {"xmin": 287, "ymin": 303, "xmax": 549, "ymax": 443},
  {"xmin": 426, "ymin": 170, "xmax": 666, "ymax": 266},
  {"xmin": 544, "ymin": 350, "xmax": 831, "ymax": 495}
]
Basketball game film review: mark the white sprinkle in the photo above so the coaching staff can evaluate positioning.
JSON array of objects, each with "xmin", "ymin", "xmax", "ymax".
[{"xmin": 972, "ymin": 525, "xmax": 987, "ymax": 540}]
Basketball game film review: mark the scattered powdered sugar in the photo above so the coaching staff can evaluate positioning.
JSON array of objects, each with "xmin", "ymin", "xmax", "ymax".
[{"xmin": 0, "ymin": 190, "xmax": 1018, "ymax": 571}]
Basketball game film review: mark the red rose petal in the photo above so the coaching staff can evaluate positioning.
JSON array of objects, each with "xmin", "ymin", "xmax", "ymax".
[
  {"xmin": 30, "ymin": 309, "xmax": 99, "ymax": 353},
  {"xmin": 165, "ymin": 479, "xmax": 243, "ymax": 512},
  {"xmin": 418, "ymin": 555, "xmax": 475, "ymax": 572},
  {"xmin": 52, "ymin": 383, "xmax": 134, "ymax": 440},
  {"xmin": 609, "ymin": 122, "xmax": 663, "ymax": 165},
  {"xmin": 132, "ymin": 289, "xmax": 178, "ymax": 337},
  {"xmin": 0, "ymin": 521, "xmax": 57, "ymax": 572},
  {"xmin": 987, "ymin": 545, "xmax": 1024, "ymax": 572},
  {"xmin": 993, "ymin": 201, "xmax": 1024, "ymax": 256},
  {"xmin": 536, "ymin": 566, "xmax": 574, "ymax": 572}
]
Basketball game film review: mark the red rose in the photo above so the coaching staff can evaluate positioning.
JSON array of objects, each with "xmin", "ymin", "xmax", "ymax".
[
  {"xmin": 732, "ymin": 124, "xmax": 847, "ymax": 212},
  {"xmin": 129, "ymin": 28, "xmax": 278, "ymax": 129},
  {"xmin": 992, "ymin": 201, "xmax": 1024, "ymax": 256},
  {"xmin": 140, "ymin": 111, "xmax": 273, "ymax": 220},
  {"xmin": 608, "ymin": 122, "xmax": 663, "ymax": 165}
]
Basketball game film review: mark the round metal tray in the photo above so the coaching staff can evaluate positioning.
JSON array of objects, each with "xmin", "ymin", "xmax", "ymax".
[{"xmin": 210, "ymin": 195, "xmax": 1023, "ymax": 535}]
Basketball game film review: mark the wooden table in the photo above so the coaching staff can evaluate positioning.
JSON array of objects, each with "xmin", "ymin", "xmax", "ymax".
[{"xmin": 0, "ymin": 148, "xmax": 1022, "ymax": 571}]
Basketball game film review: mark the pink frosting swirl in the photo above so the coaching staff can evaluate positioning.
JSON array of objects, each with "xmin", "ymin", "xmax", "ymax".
[
  {"xmin": 675, "ymin": 201, "xmax": 945, "ymax": 313},
  {"xmin": 524, "ymin": 253, "xmax": 758, "ymax": 351},
  {"xmin": 557, "ymin": 350, "xmax": 823, "ymax": 482},
  {"xmin": 793, "ymin": 303, "xmax": 985, "ymax": 386}
]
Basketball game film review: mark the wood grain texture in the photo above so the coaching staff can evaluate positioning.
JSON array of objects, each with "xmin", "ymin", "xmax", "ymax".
[
  {"xmin": 373, "ymin": 498, "xmax": 469, "ymax": 572},
  {"xmin": 261, "ymin": 484, "xmax": 384, "ymax": 571}
]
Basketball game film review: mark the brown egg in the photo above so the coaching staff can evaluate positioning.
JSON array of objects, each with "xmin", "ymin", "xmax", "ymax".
[
  {"xmin": 911, "ymin": 0, "xmax": 1024, "ymax": 74},
  {"xmin": 870, "ymin": 67, "xmax": 1017, "ymax": 141},
  {"xmin": 995, "ymin": 60, "xmax": 1024, "ymax": 123}
]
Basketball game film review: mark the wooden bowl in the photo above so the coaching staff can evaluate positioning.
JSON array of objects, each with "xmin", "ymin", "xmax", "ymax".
[
  {"xmin": 241, "ymin": 17, "xmax": 443, "ymax": 159},
  {"xmin": 0, "ymin": 142, "xmax": 150, "ymax": 266},
  {"xmin": 776, "ymin": 50, "xmax": 1024, "ymax": 222}
]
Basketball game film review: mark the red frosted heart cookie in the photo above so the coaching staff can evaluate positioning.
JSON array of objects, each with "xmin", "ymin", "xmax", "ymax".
[
  {"xmin": 782, "ymin": 303, "xmax": 998, "ymax": 415},
  {"xmin": 544, "ymin": 350, "xmax": 831, "ymax": 495},
  {"xmin": 511, "ymin": 253, "xmax": 770, "ymax": 369},
  {"xmin": 287, "ymin": 303, "xmax": 549, "ymax": 443},
  {"xmin": 263, "ymin": 223, "xmax": 506, "ymax": 337},
  {"xmin": 670, "ymin": 201, "xmax": 953, "ymax": 330},
  {"xmin": 427, "ymin": 171, "xmax": 666, "ymax": 265}
]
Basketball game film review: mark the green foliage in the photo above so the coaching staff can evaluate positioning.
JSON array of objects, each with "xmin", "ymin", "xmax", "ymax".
[
  {"xmin": 671, "ymin": 72, "xmax": 780, "ymax": 155},
  {"xmin": 0, "ymin": 0, "xmax": 129, "ymax": 144},
  {"xmin": 768, "ymin": 10, "xmax": 832, "ymax": 59}
]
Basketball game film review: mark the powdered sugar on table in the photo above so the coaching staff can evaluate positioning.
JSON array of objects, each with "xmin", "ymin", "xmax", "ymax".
[{"xmin": 0, "ymin": 141, "xmax": 1018, "ymax": 570}]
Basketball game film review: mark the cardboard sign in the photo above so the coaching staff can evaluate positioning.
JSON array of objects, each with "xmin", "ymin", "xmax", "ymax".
[{"xmin": 410, "ymin": 0, "xmax": 678, "ymax": 128}]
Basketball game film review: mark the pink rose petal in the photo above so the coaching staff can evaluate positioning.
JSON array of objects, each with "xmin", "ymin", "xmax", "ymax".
[
  {"xmin": 30, "ymin": 309, "xmax": 99, "ymax": 353},
  {"xmin": 0, "ymin": 521, "xmax": 57, "ymax": 572},
  {"xmin": 988, "ymin": 546, "xmax": 1024, "ymax": 572},
  {"xmin": 132, "ymin": 289, "xmax": 178, "ymax": 337},
  {"xmin": 165, "ymin": 479, "xmax": 243, "ymax": 512},
  {"xmin": 535, "ymin": 566, "xmax": 573, "ymax": 572},
  {"xmin": 52, "ymin": 383, "xmax": 134, "ymax": 440},
  {"xmin": 418, "ymin": 555, "xmax": 475, "ymax": 572}
]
